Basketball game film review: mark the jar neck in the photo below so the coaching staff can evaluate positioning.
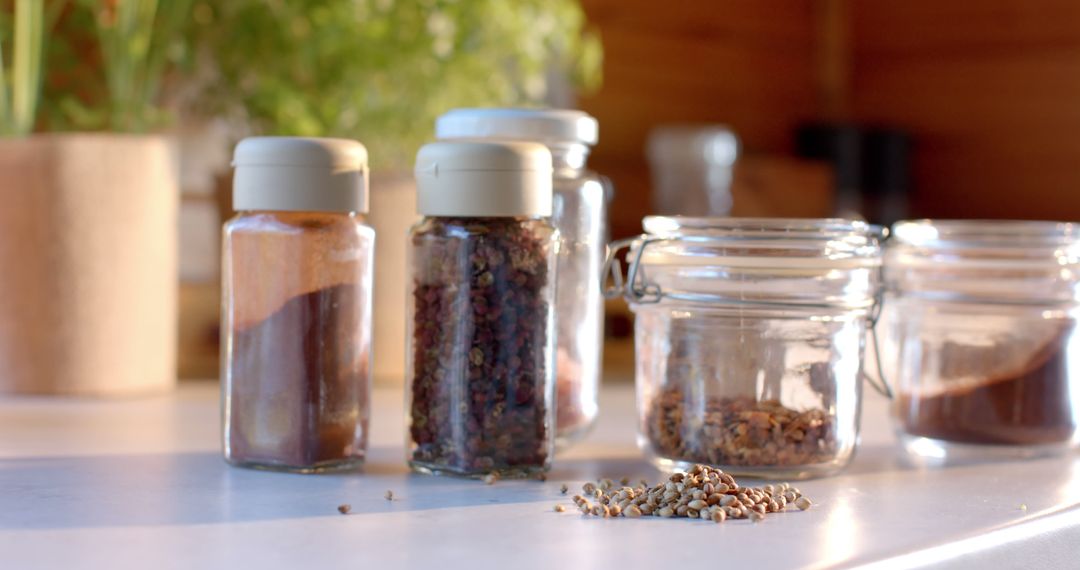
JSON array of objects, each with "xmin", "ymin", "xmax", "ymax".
[{"xmin": 550, "ymin": 143, "xmax": 591, "ymax": 176}]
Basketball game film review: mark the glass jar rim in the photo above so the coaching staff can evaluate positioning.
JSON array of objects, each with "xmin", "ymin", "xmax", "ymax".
[
  {"xmin": 644, "ymin": 216, "xmax": 879, "ymax": 238},
  {"xmin": 638, "ymin": 216, "xmax": 883, "ymax": 268},
  {"xmin": 892, "ymin": 219, "xmax": 1079, "ymax": 248}
]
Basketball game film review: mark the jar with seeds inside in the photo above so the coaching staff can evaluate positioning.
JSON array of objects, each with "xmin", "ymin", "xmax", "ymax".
[
  {"xmin": 407, "ymin": 141, "xmax": 558, "ymax": 478},
  {"xmin": 606, "ymin": 217, "xmax": 883, "ymax": 479}
]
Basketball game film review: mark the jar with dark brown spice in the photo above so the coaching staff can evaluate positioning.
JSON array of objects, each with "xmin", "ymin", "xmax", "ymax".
[
  {"xmin": 407, "ymin": 141, "xmax": 558, "ymax": 478},
  {"xmin": 222, "ymin": 137, "xmax": 374, "ymax": 473},
  {"xmin": 607, "ymin": 217, "xmax": 883, "ymax": 480}
]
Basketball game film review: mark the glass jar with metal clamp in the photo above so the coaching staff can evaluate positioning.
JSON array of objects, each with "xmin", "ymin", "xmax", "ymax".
[
  {"xmin": 882, "ymin": 219, "xmax": 1080, "ymax": 464},
  {"xmin": 605, "ymin": 217, "xmax": 886, "ymax": 479}
]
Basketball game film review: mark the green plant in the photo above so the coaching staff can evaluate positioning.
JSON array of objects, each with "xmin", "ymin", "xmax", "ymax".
[
  {"xmin": 23, "ymin": 0, "xmax": 602, "ymax": 149},
  {"xmin": 0, "ymin": 0, "xmax": 63, "ymax": 135},
  {"xmin": 187, "ymin": 0, "xmax": 602, "ymax": 167},
  {"xmin": 41, "ymin": 0, "xmax": 192, "ymax": 132}
]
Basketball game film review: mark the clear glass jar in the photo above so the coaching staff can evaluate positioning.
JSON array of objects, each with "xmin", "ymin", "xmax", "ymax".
[
  {"xmin": 607, "ymin": 217, "xmax": 882, "ymax": 479},
  {"xmin": 435, "ymin": 109, "xmax": 608, "ymax": 447},
  {"xmin": 550, "ymin": 143, "xmax": 607, "ymax": 445},
  {"xmin": 882, "ymin": 220, "xmax": 1080, "ymax": 462},
  {"xmin": 222, "ymin": 137, "xmax": 374, "ymax": 473},
  {"xmin": 646, "ymin": 125, "xmax": 739, "ymax": 216},
  {"xmin": 407, "ymin": 141, "xmax": 557, "ymax": 478}
]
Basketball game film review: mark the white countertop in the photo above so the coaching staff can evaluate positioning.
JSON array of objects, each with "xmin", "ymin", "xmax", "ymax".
[{"xmin": 1, "ymin": 381, "xmax": 1078, "ymax": 569}]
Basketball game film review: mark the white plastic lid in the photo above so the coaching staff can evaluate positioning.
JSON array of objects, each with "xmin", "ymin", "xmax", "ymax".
[
  {"xmin": 646, "ymin": 125, "xmax": 739, "ymax": 166},
  {"xmin": 435, "ymin": 108, "xmax": 599, "ymax": 146},
  {"xmin": 232, "ymin": 136, "xmax": 369, "ymax": 213},
  {"xmin": 414, "ymin": 141, "xmax": 553, "ymax": 217}
]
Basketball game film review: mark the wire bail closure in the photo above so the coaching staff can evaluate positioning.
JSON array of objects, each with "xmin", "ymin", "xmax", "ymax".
[
  {"xmin": 602, "ymin": 233, "xmax": 894, "ymax": 399},
  {"xmin": 603, "ymin": 236, "xmax": 662, "ymax": 303}
]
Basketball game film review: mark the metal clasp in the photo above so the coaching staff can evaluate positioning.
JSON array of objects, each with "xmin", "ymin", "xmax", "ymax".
[{"xmin": 603, "ymin": 235, "xmax": 663, "ymax": 303}]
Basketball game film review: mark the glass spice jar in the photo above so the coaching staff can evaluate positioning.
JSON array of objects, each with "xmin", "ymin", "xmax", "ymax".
[
  {"xmin": 222, "ymin": 137, "xmax": 374, "ymax": 473},
  {"xmin": 606, "ymin": 217, "xmax": 883, "ymax": 479},
  {"xmin": 407, "ymin": 141, "xmax": 558, "ymax": 478},
  {"xmin": 436, "ymin": 109, "xmax": 608, "ymax": 447},
  {"xmin": 882, "ymin": 220, "xmax": 1080, "ymax": 462}
]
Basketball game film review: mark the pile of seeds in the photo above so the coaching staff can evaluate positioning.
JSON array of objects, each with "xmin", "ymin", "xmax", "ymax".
[
  {"xmin": 564, "ymin": 464, "xmax": 811, "ymax": 523},
  {"xmin": 648, "ymin": 387, "xmax": 837, "ymax": 467}
]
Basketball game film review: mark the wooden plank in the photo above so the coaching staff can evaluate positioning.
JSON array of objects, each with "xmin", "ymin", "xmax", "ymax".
[
  {"xmin": 852, "ymin": 1, "xmax": 1080, "ymax": 221},
  {"xmin": 578, "ymin": 0, "xmax": 821, "ymax": 236}
]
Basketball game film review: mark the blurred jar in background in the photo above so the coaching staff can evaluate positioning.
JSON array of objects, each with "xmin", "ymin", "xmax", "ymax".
[
  {"xmin": 646, "ymin": 125, "xmax": 739, "ymax": 216},
  {"xmin": 436, "ymin": 109, "xmax": 609, "ymax": 448}
]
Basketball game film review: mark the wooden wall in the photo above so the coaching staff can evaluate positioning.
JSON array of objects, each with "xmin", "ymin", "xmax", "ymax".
[
  {"xmin": 578, "ymin": 0, "xmax": 822, "ymax": 238},
  {"xmin": 849, "ymin": 2, "xmax": 1080, "ymax": 221},
  {"xmin": 580, "ymin": 1, "xmax": 1080, "ymax": 233}
]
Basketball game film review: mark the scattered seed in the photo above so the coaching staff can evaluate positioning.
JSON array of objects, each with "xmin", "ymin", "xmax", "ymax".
[
  {"xmin": 554, "ymin": 504, "xmax": 566, "ymax": 513},
  {"xmin": 620, "ymin": 476, "xmax": 631, "ymax": 486},
  {"xmin": 537, "ymin": 472, "xmax": 547, "ymax": 482},
  {"xmin": 483, "ymin": 473, "xmax": 498, "ymax": 485},
  {"xmin": 560, "ymin": 483, "xmax": 569, "ymax": 495},
  {"xmin": 1020, "ymin": 504, "xmax": 1028, "ymax": 511},
  {"xmin": 557, "ymin": 464, "xmax": 814, "ymax": 525},
  {"xmin": 337, "ymin": 504, "xmax": 351, "ymax": 515},
  {"xmin": 384, "ymin": 490, "xmax": 394, "ymax": 501}
]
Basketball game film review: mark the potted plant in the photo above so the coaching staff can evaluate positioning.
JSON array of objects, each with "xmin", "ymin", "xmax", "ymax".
[
  {"xmin": 183, "ymin": 0, "xmax": 602, "ymax": 383},
  {"xmin": 0, "ymin": 1, "xmax": 189, "ymax": 395}
]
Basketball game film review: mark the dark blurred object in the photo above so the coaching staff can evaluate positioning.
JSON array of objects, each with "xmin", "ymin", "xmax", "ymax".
[
  {"xmin": 863, "ymin": 130, "xmax": 911, "ymax": 227},
  {"xmin": 796, "ymin": 123, "xmax": 910, "ymax": 225},
  {"xmin": 646, "ymin": 125, "xmax": 739, "ymax": 216}
]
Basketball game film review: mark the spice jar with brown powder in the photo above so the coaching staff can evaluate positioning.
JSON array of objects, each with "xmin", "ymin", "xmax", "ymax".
[
  {"xmin": 222, "ymin": 137, "xmax": 374, "ymax": 473},
  {"xmin": 883, "ymin": 220, "xmax": 1080, "ymax": 462},
  {"xmin": 606, "ymin": 218, "xmax": 883, "ymax": 479},
  {"xmin": 408, "ymin": 141, "xmax": 557, "ymax": 479}
]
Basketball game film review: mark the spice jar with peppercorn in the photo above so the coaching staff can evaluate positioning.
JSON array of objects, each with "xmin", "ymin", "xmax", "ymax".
[
  {"xmin": 882, "ymin": 220, "xmax": 1080, "ymax": 463},
  {"xmin": 407, "ymin": 140, "xmax": 558, "ymax": 478},
  {"xmin": 222, "ymin": 137, "xmax": 374, "ymax": 473},
  {"xmin": 436, "ymin": 109, "xmax": 608, "ymax": 447},
  {"xmin": 606, "ymin": 217, "xmax": 883, "ymax": 479}
]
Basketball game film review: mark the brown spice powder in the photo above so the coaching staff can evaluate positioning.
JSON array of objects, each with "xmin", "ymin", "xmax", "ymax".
[{"xmin": 228, "ymin": 283, "xmax": 368, "ymax": 468}]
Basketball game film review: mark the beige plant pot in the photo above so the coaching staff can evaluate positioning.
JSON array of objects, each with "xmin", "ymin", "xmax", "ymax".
[
  {"xmin": 368, "ymin": 172, "xmax": 418, "ymax": 385},
  {"xmin": 0, "ymin": 134, "xmax": 179, "ymax": 396}
]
